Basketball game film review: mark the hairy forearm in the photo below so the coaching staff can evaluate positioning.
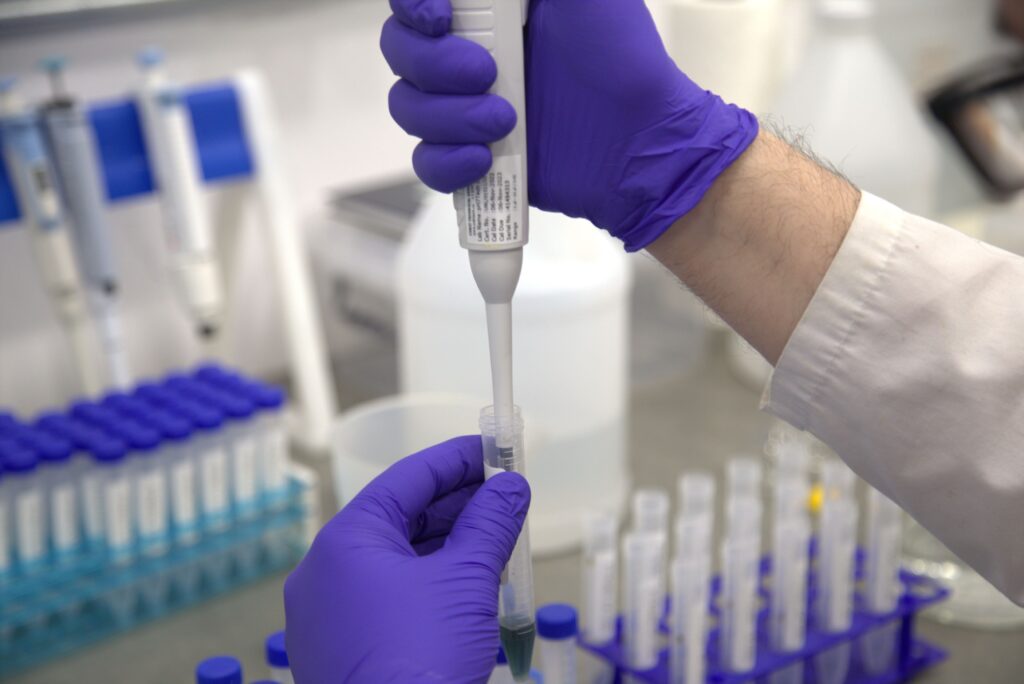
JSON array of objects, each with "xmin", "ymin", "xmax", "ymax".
[{"xmin": 648, "ymin": 130, "xmax": 861, "ymax": 364}]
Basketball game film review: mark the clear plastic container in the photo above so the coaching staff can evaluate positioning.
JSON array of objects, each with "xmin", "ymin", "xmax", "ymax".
[
  {"xmin": 536, "ymin": 604, "xmax": 578, "ymax": 684},
  {"xmin": 330, "ymin": 393, "xmax": 483, "ymax": 506}
]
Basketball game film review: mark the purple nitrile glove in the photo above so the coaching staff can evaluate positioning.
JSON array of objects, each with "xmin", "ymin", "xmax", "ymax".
[
  {"xmin": 284, "ymin": 435, "xmax": 530, "ymax": 683},
  {"xmin": 381, "ymin": 0, "xmax": 759, "ymax": 252}
]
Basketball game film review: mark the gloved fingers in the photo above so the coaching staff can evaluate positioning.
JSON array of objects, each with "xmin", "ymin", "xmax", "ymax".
[
  {"xmin": 381, "ymin": 16, "xmax": 496, "ymax": 94},
  {"xmin": 345, "ymin": 435, "xmax": 483, "ymax": 538},
  {"xmin": 413, "ymin": 142, "xmax": 492, "ymax": 193},
  {"xmin": 413, "ymin": 536, "xmax": 447, "ymax": 556},
  {"xmin": 443, "ymin": 472, "xmax": 530, "ymax": 578},
  {"xmin": 390, "ymin": 80, "xmax": 516, "ymax": 145},
  {"xmin": 389, "ymin": 0, "xmax": 452, "ymax": 36},
  {"xmin": 411, "ymin": 482, "xmax": 481, "ymax": 545}
]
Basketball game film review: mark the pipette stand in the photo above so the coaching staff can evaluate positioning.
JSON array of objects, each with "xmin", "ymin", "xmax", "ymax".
[
  {"xmin": 581, "ymin": 544, "xmax": 949, "ymax": 684},
  {"xmin": 0, "ymin": 70, "xmax": 337, "ymax": 454}
]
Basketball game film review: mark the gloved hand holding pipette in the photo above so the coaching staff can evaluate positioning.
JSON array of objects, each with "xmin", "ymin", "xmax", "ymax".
[
  {"xmin": 283, "ymin": 436, "xmax": 530, "ymax": 682},
  {"xmin": 382, "ymin": 0, "xmax": 758, "ymax": 252}
]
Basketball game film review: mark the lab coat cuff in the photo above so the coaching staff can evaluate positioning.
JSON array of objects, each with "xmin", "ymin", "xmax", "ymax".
[{"xmin": 762, "ymin": 192, "xmax": 908, "ymax": 428}]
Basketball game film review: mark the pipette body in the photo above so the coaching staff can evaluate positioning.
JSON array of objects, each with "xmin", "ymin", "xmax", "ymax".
[
  {"xmin": 136, "ymin": 49, "xmax": 224, "ymax": 340},
  {"xmin": 0, "ymin": 78, "xmax": 102, "ymax": 395},
  {"xmin": 450, "ymin": 0, "xmax": 534, "ymax": 678},
  {"xmin": 39, "ymin": 57, "xmax": 132, "ymax": 388}
]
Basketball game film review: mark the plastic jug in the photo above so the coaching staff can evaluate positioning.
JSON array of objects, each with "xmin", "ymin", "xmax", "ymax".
[{"xmin": 397, "ymin": 193, "xmax": 633, "ymax": 554}]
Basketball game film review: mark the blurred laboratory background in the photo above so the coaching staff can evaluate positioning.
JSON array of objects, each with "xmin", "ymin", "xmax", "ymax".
[{"xmin": 1, "ymin": 0, "xmax": 1024, "ymax": 682}]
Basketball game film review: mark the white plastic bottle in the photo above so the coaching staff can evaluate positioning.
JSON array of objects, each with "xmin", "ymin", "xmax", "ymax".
[{"xmin": 772, "ymin": 0, "xmax": 940, "ymax": 216}]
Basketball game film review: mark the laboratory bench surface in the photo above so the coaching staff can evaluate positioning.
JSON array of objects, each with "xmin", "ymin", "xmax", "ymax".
[{"xmin": 6, "ymin": 340, "xmax": 1024, "ymax": 683}]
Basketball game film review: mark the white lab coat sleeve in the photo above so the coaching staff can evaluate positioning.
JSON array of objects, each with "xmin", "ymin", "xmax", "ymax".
[{"xmin": 764, "ymin": 192, "xmax": 1024, "ymax": 605}]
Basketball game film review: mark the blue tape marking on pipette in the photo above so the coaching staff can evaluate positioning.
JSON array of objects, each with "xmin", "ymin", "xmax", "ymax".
[{"xmin": 0, "ymin": 81, "xmax": 254, "ymax": 226}]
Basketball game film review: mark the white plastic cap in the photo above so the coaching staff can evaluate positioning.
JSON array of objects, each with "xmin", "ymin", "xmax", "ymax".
[{"xmin": 817, "ymin": 0, "xmax": 875, "ymax": 20}]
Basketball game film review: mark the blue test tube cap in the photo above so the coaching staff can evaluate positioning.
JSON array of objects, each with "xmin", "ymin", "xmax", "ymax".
[
  {"xmin": 265, "ymin": 630, "xmax": 289, "ymax": 668},
  {"xmin": 149, "ymin": 409, "xmax": 192, "ymax": 442},
  {"xmin": 195, "ymin": 656, "xmax": 243, "ymax": 684},
  {"xmin": 496, "ymin": 646, "xmax": 508, "ymax": 665},
  {"xmin": 246, "ymin": 381, "xmax": 286, "ymax": 411},
  {"xmin": 170, "ymin": 398, "xmax": 224, "ymax": 432},
  {"xmin": 19, "ymin": 428, "xmax": 73, "ymax": 464},
  {"xmin": 87, "ymin": 436, "xmax": 128, "ymax": 465},
  {"xmin": 536, "ymin": 604, "xmax": 578, "ymax": 640},
  {"xmin": 119, "ymin": 422, "xmax": 162, "ymax": 453},
  {"xmin": 0, "ymin": 438, "xmax": 39, "ymax": 473}
]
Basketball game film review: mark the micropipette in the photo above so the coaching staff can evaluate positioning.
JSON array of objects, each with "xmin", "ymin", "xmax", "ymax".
[
  {"xmin": 136, "ymin": 48, "xmax": 224, "ymax": 343},
  {"xmin": 449, "ymin": 0, "xmax": 533, "ymax": 678},
  {"xmin": 39, "ymin": 56, "xmax": 132, "ymax": 388},
  {"xmin": 0, "ymin": 77, "xmax": 102, "ymax": 395}
]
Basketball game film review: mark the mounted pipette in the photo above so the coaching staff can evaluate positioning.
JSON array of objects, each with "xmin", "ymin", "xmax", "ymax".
[
  {"xmin": 39, "ymin": 56, "xmax": 132, "ymax": 388},
  {"xmin": 449, "ymin": 0, "xmax": 534, "ymax": 679},
  {"xmin": 136, "ymin": 48, "xmax": 224, "ymax": 344},
  {"xmin": 0, "ymin": 77, "xmax": 102, "ymax": 395}
]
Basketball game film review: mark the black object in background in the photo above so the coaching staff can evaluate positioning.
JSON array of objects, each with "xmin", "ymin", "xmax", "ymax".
[{"xmin": 930, "ymin": 55, "xmax": 1024, "ymax": 197}]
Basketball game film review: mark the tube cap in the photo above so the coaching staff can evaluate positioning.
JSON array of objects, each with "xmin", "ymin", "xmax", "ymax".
[
  {"xmin": 0, "ymin": 438, "xmax": 39, "ymax": 473},
  {"xmin": 88, "ymin": 436, "xmax": 128, "ymax": 464},
  {"xmin": 537, "ymin": 604, "xmax": 578, "ymax": 640},
  {"xmin": 21, "ymin": 429, "xmax": 73, "ymax": 464},
  {"xmin": 150, "ymin": 410, "xmax": 192, "ymax": 441},
  {"xmin": 195, "ymin": 656, "xmax": 242, "ymax": 684},
  {"xmin": 496, "ymin": 646, "xmax": 508, "ymax": 665},
  {"xmin": 264, "ymin": 630, "xmax": 289, "ymax": 668}
]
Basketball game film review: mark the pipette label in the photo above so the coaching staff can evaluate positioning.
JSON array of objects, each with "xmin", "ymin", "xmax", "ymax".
[{"xmin": 456, "ymin": 155, "xmax": 524, "ymax": 248}]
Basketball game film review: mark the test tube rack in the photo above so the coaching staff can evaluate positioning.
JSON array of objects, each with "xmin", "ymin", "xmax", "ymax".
[
  {"xmin": 580, "ymin": 545, "xmax": 949, "ymax": 684},
  {"xmin": 0, "ymin": 476, "xmax": 308, "ymax": 679}
]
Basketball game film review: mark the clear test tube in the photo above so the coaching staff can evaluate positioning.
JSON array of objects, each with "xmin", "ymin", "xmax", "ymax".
[
  {"xmin": 536, "ymin": 603, "xmax": 578, "ymax": 684},
  {"xmin": 632, "ymin": 489, "xmax": 669, "ymax": 608},
  {"xmin": 94, "ymin": 436, "xmax": 134, "ymax": 566},
  {"xmin": 489, "ymin": 647, "xmax": 515, "ymax": 684},
  {"xmin": 861, "ymin": 488, "xmax": 903, "ymax": 676},
  {"xmin": 0, "ymin": 440, "xmax": 47, "ymax": 577},
  {"xmin": 18, "ymin": 428, "xmax": 80, "ymax": 566},
  {"xmin": 170, "ymin": 397, "xmax": 230, "ymax": 535},
  {"xmin": 719, "ymin": 497, "xmax": 762, "ymax": 674},
  {"xmin": 480, "ymin": 405, "xmax": 536, "ymax": 682},
  {"xmin": 0, "ymin": 460, "xmax": 10, "ymax": 584},
  {"xmin": 121, "ymin": 421, "xmax": 168, "ymax": 559},
  {"xmin": 769, "ymin": 514, "xmax": 810, "ymax": 684},
  {"xmin": 248, "ymin": 382, "xmax": 290, "ymax": 512},
  {"xmin": 814, "ymin": 494, "xmax": 858, "ymax": 684},
  {"xmin": 727, "ymin": 458, "xmax": 763, "ymax": 503},
  {"xmin": 622, "ymin": 531, "xmax": 662, "ymax": 674},
  {"xmin": 581, "ymin": 510, "xmax": 618, "ymax": 646},
  {"xmin": 670, "ymin": 515, "xmax": 711, "ymax": 684},
  {"xmin": 33, "ymin": 414, "xmax": 98, "ymax": 550},
  {"xmin": 678, "ymin": 472, "xmax": 715, "ymax": 521}
]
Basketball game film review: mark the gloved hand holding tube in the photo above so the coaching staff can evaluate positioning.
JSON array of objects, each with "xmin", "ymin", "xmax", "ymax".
[
  {"xmin": 284, "ymin": 436, "xmax": 531, "ymax": 682},
  {"xmin": 381, "ymin": 0, "xmax": 759, "ymax": 252}
]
